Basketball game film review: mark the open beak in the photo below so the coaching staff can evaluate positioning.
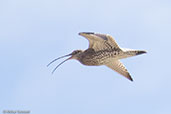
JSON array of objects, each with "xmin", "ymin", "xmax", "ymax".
[{"xmin": 47, "ymin": 53, "xmax": 72, "ymax": 74}]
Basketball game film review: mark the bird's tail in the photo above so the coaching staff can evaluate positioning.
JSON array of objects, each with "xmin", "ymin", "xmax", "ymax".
[
  {"xmin": 121, "ymin": 48, "xmax": 147, "ymax": 58},
  {"xmin": 127, "ymin": 50, "xmax": 147, "ymax": 56}
]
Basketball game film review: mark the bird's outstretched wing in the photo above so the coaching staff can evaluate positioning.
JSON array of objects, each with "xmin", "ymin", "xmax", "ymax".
[
  {"xmin": 106, "ymin": 60, "xmax": 133, "ymax": 81},
  {"xmin": 79, "ymin": 32, "xmax": 121, "ymax": 51}
]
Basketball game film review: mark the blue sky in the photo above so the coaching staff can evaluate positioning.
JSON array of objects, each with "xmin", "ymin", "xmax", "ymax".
[{"xmin": 0, "ymin": 0, "xmax": 171, "ymax": 114}]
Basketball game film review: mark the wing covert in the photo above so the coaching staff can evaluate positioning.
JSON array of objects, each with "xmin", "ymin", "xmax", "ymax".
[
  {"xmin": 79, "ymin": 32, "xmax": 121, "ymax": 51},
  {"xmin": 106, "ymin": 60, "xmax": 133, "ymax": 81}
]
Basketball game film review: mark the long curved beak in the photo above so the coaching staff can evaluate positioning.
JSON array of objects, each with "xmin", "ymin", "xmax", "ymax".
[
  {"xmin": 51, "ymin": 57, "xmax": 71, "ymax": 74},
  {"xmin": 47, "ymin": 54, "xmax": 72, "ymax": 74},
  {"xmin": 47, "ymin": 54, "xmax": 72, "ymax": 67}
]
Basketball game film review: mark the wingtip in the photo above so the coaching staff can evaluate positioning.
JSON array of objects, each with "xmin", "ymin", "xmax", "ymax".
[
  {"xmin": 129, "ymin": 77, "xmax": 133, "ymax": 81},
  {"xmin": 79, "ymin": 32, "xmax": 94, "ymax": 35},
  {"xmin": 127, "ymin": 74, "xmax": 133, "ymax": 81}
]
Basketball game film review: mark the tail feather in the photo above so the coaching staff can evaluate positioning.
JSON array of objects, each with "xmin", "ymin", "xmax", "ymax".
[
  {"xmin": 135, "ymin": 50, "xmax": 147, "ymax": 55},
  {"xmin": 127, "ymin": 50, "xmax": 147, "ymax": 56},
  {"xmin": 121, "ymin": 48, "xmax": 147, "ymax": 58}
]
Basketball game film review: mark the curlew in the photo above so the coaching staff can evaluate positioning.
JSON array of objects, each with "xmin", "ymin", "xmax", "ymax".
[{"xmin": 47, "ymin": 32, "xmax": 146, "ymax": 81}]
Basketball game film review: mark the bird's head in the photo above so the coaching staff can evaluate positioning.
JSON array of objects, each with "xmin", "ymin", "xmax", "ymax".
[
  {"xmin": 69, "ymin": 50, "xmax": 83, "ymax": 59},
  {"xmin": 47, "ymin": 50, "xmax": 83, "ymax": 74}
]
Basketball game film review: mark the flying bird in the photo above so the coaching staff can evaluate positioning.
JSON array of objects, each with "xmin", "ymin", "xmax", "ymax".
[{"xmin": 47, "ymin": 32, "xmax": 146, "ymax": 81}]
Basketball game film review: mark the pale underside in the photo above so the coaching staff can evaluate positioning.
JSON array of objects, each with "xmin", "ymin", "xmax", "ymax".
[{"xmin": 79, "ymin": 32, "xmax": 133, "ymax": 81}]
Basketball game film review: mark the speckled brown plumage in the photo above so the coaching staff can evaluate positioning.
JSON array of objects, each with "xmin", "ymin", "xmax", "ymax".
[{"xmin": 47, "ymin": 32, "xmax": 146, "ymax": 81}]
